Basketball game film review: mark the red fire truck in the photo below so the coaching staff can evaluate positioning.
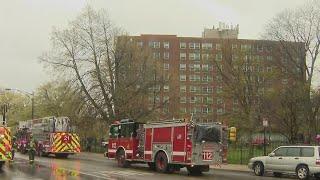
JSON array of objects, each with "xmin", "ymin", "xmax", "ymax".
[{"xmin": 107, "ymin": 119, "xmax": 228, "ymax": 175}]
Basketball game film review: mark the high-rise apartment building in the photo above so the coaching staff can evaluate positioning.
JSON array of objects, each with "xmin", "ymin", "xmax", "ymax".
[{"xmin": 130, "ymin": 30, "xmax": 304, "ymax": 123}]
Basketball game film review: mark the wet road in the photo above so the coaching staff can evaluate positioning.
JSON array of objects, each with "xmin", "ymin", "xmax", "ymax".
[{"xmin": 0, "ymin": 153, "xmax": 301, "ymax": 180}]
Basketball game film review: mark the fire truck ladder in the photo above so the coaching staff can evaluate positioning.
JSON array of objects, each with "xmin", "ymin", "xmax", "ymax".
[{"xmin": 146, "ymin": 119, "xmax": 184, "ymax": 125}]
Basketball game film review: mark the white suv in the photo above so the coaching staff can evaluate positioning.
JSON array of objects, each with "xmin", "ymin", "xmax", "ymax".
[{"xmin": 248, "ymin": 146, "xmax": 320, "ymax": 180}]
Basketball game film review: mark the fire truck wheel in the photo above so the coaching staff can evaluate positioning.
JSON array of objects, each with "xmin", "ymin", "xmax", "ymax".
[
  {"xmin": 116, "ymin": 149, "xmax": 129, "ymax": 168},
  {"xmin": 155, "ymin": 151, "xmax": 169, "ymax": 173},
  {"xmin": 147, "ymin": 162, "xmax": 156, "ymax": 170}
]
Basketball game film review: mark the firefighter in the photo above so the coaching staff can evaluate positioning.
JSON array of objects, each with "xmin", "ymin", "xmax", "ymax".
[
  {"xmin": 27, "ymin": 133, "xmax": 37, "ymax": 163},
  {"xmin": 11, "ymin": 136, "xmax": 17, "ymax": 161}
]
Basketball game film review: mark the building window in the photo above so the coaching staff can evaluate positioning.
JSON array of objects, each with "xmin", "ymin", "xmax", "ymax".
[
  {"xmin": 164, "ymin": 63, "xmax": 169, "ymax": 70},
  {"xmin": 189, "ymin": 64, "xmax": 194, "ymax": 71},
  {"xmin": 137, "ymin": 41, "xmax": 143, "ymax": 47},
  {"xmin": 193, "ymin": 64, "xmax": 201, "ymax": 71},
  {"xmin": 191, "ymin": 107, "xmax": 201, "ymax": 114},
  {"xmin": 163, "ymin": 52, "xmax": 170, "ymax": 60},
  {"xmin": 233, "ymin": 98, "xmax": 238, "ymax": 105},
  {"xmin": 216, "ymin": 53, "xmax": 222, "ymax": 61},
  {"xmin": 202, "ymin": 43, "xmax": 212, "ymax": 49},
  {"xmin": 216, "ymin": 86, "xmax": 223, "ymax": 94},
  {"xmin": 282, "ymin": 67, "xmax": 288, "ymax": 73},
  {"xmin": 202, "ymin": 75, "xmax": 212, "ymax": 82},
  {"xmin": 189, "ymin": 42, "xmax": 200, "ymax": 49},
  {"xmin": 204, "ymin": 97, "xmax": 213, "ymax": 104},
  {"xmin": 233, "ymin": 107, "xmax": 238, "ymax": 112},
  {"xmin": 203, "ymin": 107, "xmax": 212, "ymax": 114},
  {"xmin": 155, "ymin": 96, "xmax": 160, "ymax": 103},
  {"xmin": 189, "ymin": 52, "xmax": 200, "ymax": 61},
  {"xmin": 202, "ymin": 53, "xmax": 210, "ymax": 61},
  {"xmin": 164, "ymin": 42, "xmax": 170, "ymax": 49},
  {"xmin": 281, "ymin": 57, "xmax": 288, "ymax": 64},
  {"xmin": 180, "ymin": 42, "xmax": 186, "ymax": 49},
  {"xmin": 180, "ymin": 64, "xmax": 186, "ymax": 71},
  {"xmin": 202, "ymin": 87, "xmax": 213, "ymax": 93},
  {"xmin": 216, "ymin": 43, "xmax": 221, "ymax": 50},
  {"xmin": 266, "ymin": 56, "xmax": 273, "ymax": 61},
  {"xmin": 180, "ymin": 107, "xmax": 187, "ymax": 114},
  {"xmin": 190, "ymin": 97, "xmax": 202, "ymax": 104},
  {"xmin": 282, "ymin": 79, "xmax": 288, "ymax": 85},
  {"xmin": 180, "ymin": 97, "xmax": 186, "ymax": 103},
  {"xmin": 163, "ymin": 106, "xmax": 169, "ymax": 113},
  {"xmin": 232, "ymin": 54, "xmax": 239, "ymax": 61},
  {"xmin": 180, "ymin": 52, "xmax": 186, "ymax": 60},
  {"xmin": 202, "ymin": 64, "xmax": 209, "ymax": 71},
  {"xmin": 217, "ymin": 108, "xmax": 223, "ymax": 115},
  {"xmin": 180, "ymin": 75, "xmax": 186, "ymax": 81},
  {"xmin": 257, "ymin": 45, "xmax": 263, "ymax": 52},
  {"xmin": 164, "ymin": 85, "xmax": 169, "ymax": 92},
  {"xmin": 190, "ymin": 86, "xmax": 200, "ymax": 93},
  {"xmin": 149, "ymin": 41, "xmax": 160, "ymax": 48},
  {"xmin": 216, "ymin": 75, "xmax": 222, "ymax": 82},
  {"xmin": 216, "ymin": 98, "xmax": 223, "ymax": 104},
  {"xmin": 267, "ymin": 67, "xmax": 272, "ymax": 72},
  {"xmin": 164, "ymin": 74, "xmax": 170, "ymax": 81},
  {"xmin": 180, "ymin": 85, "xmax": 186, "ymax": 93},
  {"xmin": 232, "ymin": 44, "xmax": 238, "ymax": 50},
  {"xmin": 190, "ymin": 75, "xmax": 200, "ymax": 82},
  {"xmin": 153, "ymin": 52, "xmax": 160, "ymax": 60},
  {"xmin": 163, "ymin": 96, "xmax": 169, "ymax": 103},
  {"xmin": 241, "ymin": 44, "xmax": 251, "ymax": 51}
]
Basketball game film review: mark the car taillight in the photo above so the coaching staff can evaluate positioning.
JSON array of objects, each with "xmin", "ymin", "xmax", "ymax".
[{"xmin": 316, "ymin": 159, "xmax": 320, "ymax": 165}]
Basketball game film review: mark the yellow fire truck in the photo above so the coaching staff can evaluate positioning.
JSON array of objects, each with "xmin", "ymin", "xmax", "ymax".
[{"xmin": 0, "ymin": 126, "xmax": 12, "ymax": 169}]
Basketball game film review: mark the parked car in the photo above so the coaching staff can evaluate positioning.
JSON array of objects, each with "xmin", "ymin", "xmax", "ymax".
[{"xmin": 248, "ymin": 146, "xmax": 320, "ymax": 180}]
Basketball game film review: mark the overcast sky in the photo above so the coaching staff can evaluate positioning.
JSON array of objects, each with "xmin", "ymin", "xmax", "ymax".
[{"xmin": 0, "ymin": 0, "xmax": 307, "ymax": 92}]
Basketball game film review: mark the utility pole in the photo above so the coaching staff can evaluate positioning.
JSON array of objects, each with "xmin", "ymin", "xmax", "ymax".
[
  {"xmin": 2, "ymin": 104, "xmax": 7, "ymax": 126},
  {"xmin": 263, "ymin": 118, "xmax": 269, "ymax": 156},
  {"xmin": 31, "ymin": 92, "xmax": 34, "ymax": 119}
]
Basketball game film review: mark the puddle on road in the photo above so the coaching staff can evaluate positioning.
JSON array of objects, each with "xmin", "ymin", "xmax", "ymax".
[{"xmin": 2, "ymin": 159, "xmax": 132, "ymax": 180}]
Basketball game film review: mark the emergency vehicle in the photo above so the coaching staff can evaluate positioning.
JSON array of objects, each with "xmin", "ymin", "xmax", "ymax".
[
  {"xmin": 0, "ymin": 126, "xmax": 12, "ymax": 168},
  {"xmin": 107, "ymin": 118, "xmax": 228, "ymax": 175},
  {"xmin": 17, "ymin": 116, "xmax": 81, "ymax": 158}
]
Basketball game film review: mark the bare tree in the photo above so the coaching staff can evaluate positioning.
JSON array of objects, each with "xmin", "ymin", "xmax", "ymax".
[
  {"xmin": 40, "ymin": 6, "xmax": 161, "ymax": 124},
  {"xmin": 264, "ymin": 0, "xmax": 320, "ymax": 142}
]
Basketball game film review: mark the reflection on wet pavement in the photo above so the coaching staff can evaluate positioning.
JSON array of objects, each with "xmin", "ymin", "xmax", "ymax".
[{"xmin": 2, "ymin": 157, "xmax": 143, "ymax": 180}]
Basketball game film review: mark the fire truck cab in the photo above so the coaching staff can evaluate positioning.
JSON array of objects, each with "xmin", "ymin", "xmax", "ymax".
[{"xmin": 107, "ymin": 119, "xmax": 227, "ymax": 175}]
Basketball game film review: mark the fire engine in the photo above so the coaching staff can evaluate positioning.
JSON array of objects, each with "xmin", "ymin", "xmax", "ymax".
[
  {"xmin": 0, "ymin": 126, "xmax": 12, "ymax": 169},
  {"xmin": 107, "ymin": 118, "xmax": 228, "ymax": 175},
  {"xmin": 17, "ymin": 116, "xmax": 81, "ymax": 158}
]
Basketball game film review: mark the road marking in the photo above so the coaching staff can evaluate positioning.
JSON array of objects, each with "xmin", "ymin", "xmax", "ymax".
[{"xmin": 94, "ymin": 170, "xmax": 154, "ymax": 177}]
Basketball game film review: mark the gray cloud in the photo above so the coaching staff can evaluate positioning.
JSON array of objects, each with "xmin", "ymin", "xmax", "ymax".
[{"xmin": 0, "ymin": 0, "xmax": 307, "ymax": 91}]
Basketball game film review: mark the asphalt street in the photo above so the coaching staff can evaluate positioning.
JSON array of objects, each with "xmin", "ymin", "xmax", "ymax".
[{"xmin": 0, "ymin": 153, "xmax": 303, "ymax": 180}]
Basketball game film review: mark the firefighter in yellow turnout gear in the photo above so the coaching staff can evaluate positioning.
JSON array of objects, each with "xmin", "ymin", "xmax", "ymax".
[
  {"xmin": 27, "ymin": 134, "xmax": 37, "ymax": 163},
  {"xmin": 11, "ymin": 136, "xmax": 17, "ymax": 161}
]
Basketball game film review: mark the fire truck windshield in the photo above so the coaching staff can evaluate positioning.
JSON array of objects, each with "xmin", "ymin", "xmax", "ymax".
[{"xmin": 194, "ymin": 124, "xmax": 221, "ymax": 143}]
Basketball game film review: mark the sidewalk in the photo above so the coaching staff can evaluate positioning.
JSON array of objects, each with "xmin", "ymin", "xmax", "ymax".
[{"xmin": 77, "ymin": 152, "xmax": 250, "ymax": 172}]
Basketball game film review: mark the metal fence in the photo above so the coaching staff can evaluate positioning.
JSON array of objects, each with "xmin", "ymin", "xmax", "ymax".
[
  {"xmin": 80, "ymin": 138, "xmax": 106, "ymax": 153},
  {"xmin": 227, "ymin": 142, "xmax": 288, "ymax": 164}
]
